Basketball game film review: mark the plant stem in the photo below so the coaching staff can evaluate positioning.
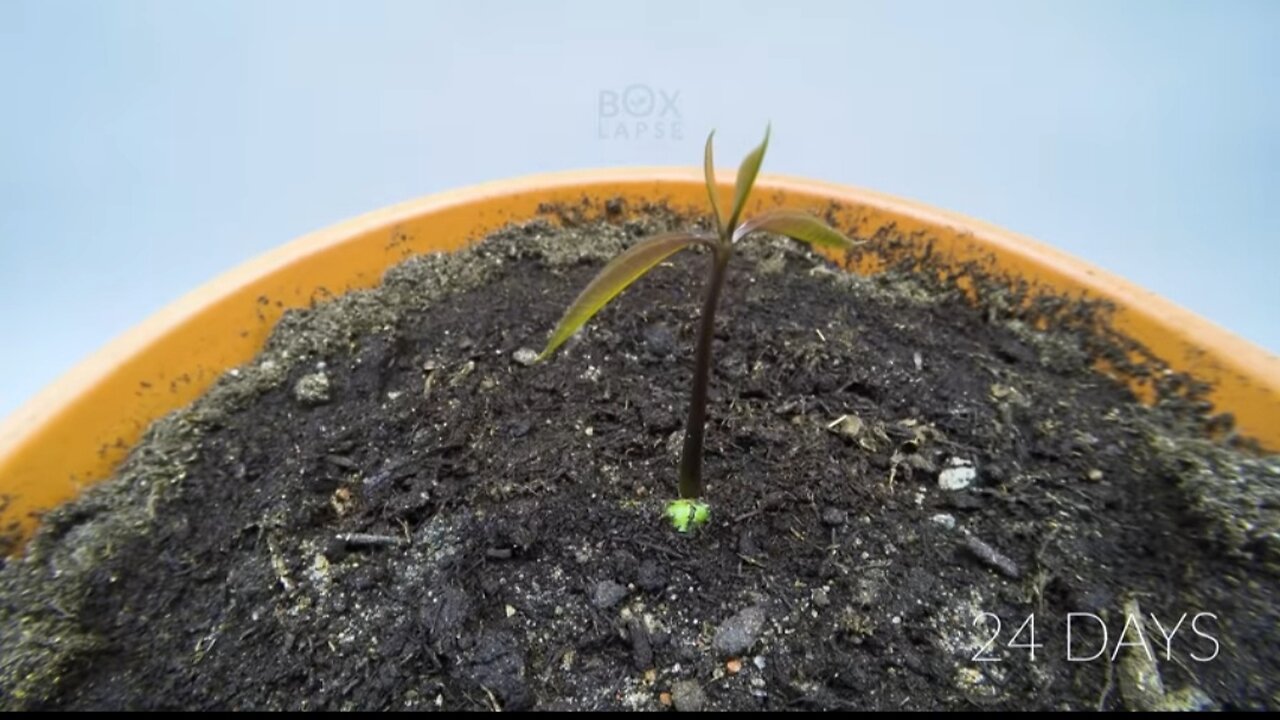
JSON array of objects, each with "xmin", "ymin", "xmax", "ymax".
[{"xmin": 678, "ymin": 243, "xmax": 732, "ymax": 499}]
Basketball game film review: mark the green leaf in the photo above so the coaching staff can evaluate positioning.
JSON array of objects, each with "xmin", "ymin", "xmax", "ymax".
[
  {"xmin": 703, "ymin": 130, "xmax": 724, "ymax": 238},
  {"xmin": 725, "ymin": 125, "xmax": 771, "ymax": 232},
  {"xmin": 732, "ymin": 209, "xmax": 859, "ymax": 250},
  {"xmin": 665, "ymin": 498, "xmax": 710, "ymax": 533},
  {"xmin": 538, "ymin": 232, "xmax": 713, "ymax": 361}
]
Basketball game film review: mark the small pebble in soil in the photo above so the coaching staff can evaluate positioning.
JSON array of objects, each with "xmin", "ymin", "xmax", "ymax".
[
  {"xmin": 458, "ymin": 631, "xmax": 531, "ymax": 710},
  {"xmin": 325, "ymin": 453, "xmax": 358, "ymax": 470},
  {"xmin": 422, "ymin": 586, "xmax": 474, "ymax": 652},
  {"xmin": 671, "ymin": 680, "xmax": 707, "ymax": 713},
  {"xmin": 938, "ymin": 457, "xmax": 977, "ymax": 491},
  {"xmin": 930, "ymin": 513, "xmax": 957, "ymax": 530},
  {"xmin": 1087, "ymin": 468, "xmax": 1105, "ymax": 482},
  {"xmin": 829, "ymin": 413, "xmax": 865, "ymax": 441},
  {"xmin": 644, "ymin": 323, "xmax": 676, "ymax": 357},
  {"xmin": 637, "ymin": 559, "xmax": 666, "ymax": 593},
  {"xmin": 590, "ymin": 580, "xmax": 629, "ymax": 609},
  {"xmin": 821, "ymin": 507, "xmax": 848, "ymax": 527},
  {"xmin": 904, "ymin": 452, "xmax": 938, "ymax": 474},
  {"xmin": 665, "ymin": 430, "xmax": 685, "ymax": 460},
  {"xmin": 713, "ymin": 606, "xmax": 766, "ymax": 657},
  {"xmin": 329, "ymin": 487, "xmax": 354, "ymax": 517},
  {"xmin": 512, "ymin": 347, "xmax": 539, "ymax": 366},
  {"xmin": 628, "ymin": 618, "xmax": 653, "ymax": 671},
  {"xmin": 812, "ymin": 588, "xmax": 831, "ymax": 608},
  {"xmin": 293, "ymin": 371, "xmax": 331, "ymax": 405},
  {"xmin": 503, "ymin": 419, "xmax": 531, "ymax": 438}
]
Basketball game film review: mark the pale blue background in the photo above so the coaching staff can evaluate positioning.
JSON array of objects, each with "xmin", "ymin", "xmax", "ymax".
[{"xmin": 2, "ymin": 0, "xmax": 1277, "ymax": 419}]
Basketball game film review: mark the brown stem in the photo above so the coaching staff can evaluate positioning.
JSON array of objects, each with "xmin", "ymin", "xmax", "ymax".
[{"xmin": 678, "ymin": 243, "xmax": 731, "ymax": 499}]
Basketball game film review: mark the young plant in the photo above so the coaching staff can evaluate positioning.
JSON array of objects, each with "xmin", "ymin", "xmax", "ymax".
[{"xmin": 537, "ymin": 127, "xmax": 858, "ymax": 532}]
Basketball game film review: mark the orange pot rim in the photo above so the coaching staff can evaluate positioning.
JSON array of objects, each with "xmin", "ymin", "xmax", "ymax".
[{"xmin": 2, "ymin": 167, "xmax": 1277, "ymax": 551}]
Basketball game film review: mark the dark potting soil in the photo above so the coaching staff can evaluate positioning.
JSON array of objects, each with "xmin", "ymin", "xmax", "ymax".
[{"xmin": 1, "ymin": 207, "xmax": 1278, "ymax": 711}]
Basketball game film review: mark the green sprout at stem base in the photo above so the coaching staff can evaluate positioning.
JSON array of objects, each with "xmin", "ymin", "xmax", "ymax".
[{"xmin": 665, "ymin": 499, "xmax": 710, "ymax": 533}]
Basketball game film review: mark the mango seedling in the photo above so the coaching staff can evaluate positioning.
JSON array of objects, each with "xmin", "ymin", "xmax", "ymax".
[{"xmin": 537, "ymin": 127, "xmax": 860, "ymax": 532}]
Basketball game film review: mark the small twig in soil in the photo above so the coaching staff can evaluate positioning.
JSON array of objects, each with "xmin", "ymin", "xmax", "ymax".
[
  {"xmin": 423, "ymin": 366, "xmax": 437, "ymax": 399},
  {"xmin": 44, "ymin": 600, "xmax": 73, "ymax": 620},
  {"xmin": 337, "ymin": 532, "xmax": 407, "ymax": 549},
  {"xmin": 960, "ymin": 531, "xmax": 1021, "ymax": 579},
  {"xmin": 961, "ymin": 692, "xmax": 1007, "ymax": 709},
  {"xmin": 1043, "ymin": 491, "xmax": 1092, "ymax": 516},
  {"xmin": 628, "ymin": 537, "xmax": 689, "ymax": 561},
  {"xmin": 812, "ymin": 398, "xmax": 838, "ymax": 417},
  {"xmin": 1033, "ymin": 525, "xmax": 1063, "ymax": 565},
  {"xmin": 539, "ymin": 645, "xmax": 573, "ymax": 682},
  {"xmin": 1096, "ymin": 653, "xmax": 1115, "ymax": 711},
  {"xmin": 1030, "ymin": 525, "xmax": 1063, "ymax": 612},
  {"xmin": 820, "ymin": 553, "xmax": 854, "ymax": 576},
  {"xmin": 457, "ymin": 686, "xmax": 489, "ymax": 712}
]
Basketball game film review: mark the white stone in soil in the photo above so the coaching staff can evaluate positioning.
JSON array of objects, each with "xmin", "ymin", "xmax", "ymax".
[
  {"xmin": 671, "ymin": 680, "xmax": 707, "ymax": 712},
  {"xmin": 713, "ymin": 606, "xmax": 766, "ymax": 657},
  {"xmin": 938, "ymin": 457, "xmax": 977, "ymax": 491},
  {"xmin": 293, "ymin": 371, "xmax": 331, "ymax": 405}
]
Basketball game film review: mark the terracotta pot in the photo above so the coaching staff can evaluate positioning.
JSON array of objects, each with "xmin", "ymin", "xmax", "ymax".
[{"xmin": 2, "ymin": 169, "xmax": 1277, "ymax": 551}]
